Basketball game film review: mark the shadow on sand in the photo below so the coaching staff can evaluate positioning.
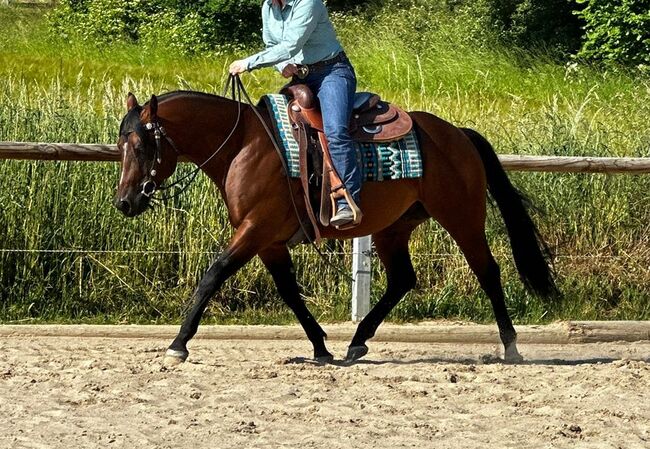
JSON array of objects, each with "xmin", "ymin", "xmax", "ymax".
[{"xmin": 285, "ymin": 355, "xmax": 650, "ymax": 367}]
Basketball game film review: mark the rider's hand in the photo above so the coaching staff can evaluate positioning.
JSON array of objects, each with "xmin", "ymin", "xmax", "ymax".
[
  {"xmin": 229, "ymin": 60, "xmax": 248, "ymax": 75},
  {"xmin": 281, "ymin": 64, "xmax": 298, "ymax": 78}
]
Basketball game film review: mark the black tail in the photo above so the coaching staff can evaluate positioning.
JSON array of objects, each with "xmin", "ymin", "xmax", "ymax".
[{"xmin": 461, "ymin": 127, "xmax": 559, "ymax": 298}]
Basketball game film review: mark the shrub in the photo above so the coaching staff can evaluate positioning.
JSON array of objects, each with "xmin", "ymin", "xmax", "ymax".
[
  {"xmin": 48, "ymin": 0, "xmax": 262, "ymax": 54},
  {"xmin": 342, "ymin": 0, "xmax": 585, "ymax": 57},
  {"xmin": 465, "ymin": 0, "xmax": 585, "ymax": 55},
  {"xmin": 575, "ymin": 0, "xmax": 650, "ymax": 66},
  {"xmin": 325, "ymin": 0, "xmax": 380, "ymax": 11}
]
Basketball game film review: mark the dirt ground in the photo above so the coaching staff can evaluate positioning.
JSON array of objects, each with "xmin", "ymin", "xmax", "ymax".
[{"xmin": 0, "ymin": 330, "xmax": 649, "ymax": 449}]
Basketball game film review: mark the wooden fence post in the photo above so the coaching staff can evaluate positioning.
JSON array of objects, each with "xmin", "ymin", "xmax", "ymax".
[{"xmin": 352, "ymin": 236, "xmax": 372, "ymax": 322}]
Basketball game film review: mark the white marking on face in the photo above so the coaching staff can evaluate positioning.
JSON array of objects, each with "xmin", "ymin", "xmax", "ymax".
[{"xmin": 119, "ymin": 142, "xmax": 128, "ymax": 185}]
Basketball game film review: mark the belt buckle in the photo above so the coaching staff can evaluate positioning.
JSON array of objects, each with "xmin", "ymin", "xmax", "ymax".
[{"xmin": 296, "ymin": 65, "xmax": 309, "ymax": 79}]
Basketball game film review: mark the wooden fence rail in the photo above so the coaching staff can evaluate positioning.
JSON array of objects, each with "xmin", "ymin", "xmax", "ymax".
[
  {"xmin": 1, "ymin": 1, "xmax": 56, "ymax": 6},
  {"xmin": 2, "ymin": 141, "xmax": 650, "ymax": 173}
]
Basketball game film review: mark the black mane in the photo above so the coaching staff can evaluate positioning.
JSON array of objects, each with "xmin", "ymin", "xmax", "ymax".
[{"xmin": 153, "ymin": 90, "xmax": 230, "ymax": 104}]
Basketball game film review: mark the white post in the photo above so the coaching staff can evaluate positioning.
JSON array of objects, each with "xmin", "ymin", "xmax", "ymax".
[{"xmin": 352, "ymin": 236, "xmax": 372, "ymax": 322}]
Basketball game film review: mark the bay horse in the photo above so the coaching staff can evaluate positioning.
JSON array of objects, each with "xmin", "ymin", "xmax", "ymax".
[{"xmin": 115, "ymin": 82, "xmax": 557, "ymax": 365}]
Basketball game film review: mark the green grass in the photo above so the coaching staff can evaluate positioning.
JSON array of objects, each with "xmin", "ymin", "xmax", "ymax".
[{"xmin": 0, "ymin": 5, "xmax": 649, "ymax": 325}]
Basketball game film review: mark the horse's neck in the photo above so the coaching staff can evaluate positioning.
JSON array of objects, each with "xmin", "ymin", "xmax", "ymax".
[{"xmin": 164, "ymin": 94, "xmax": 245, "ymax": 185}]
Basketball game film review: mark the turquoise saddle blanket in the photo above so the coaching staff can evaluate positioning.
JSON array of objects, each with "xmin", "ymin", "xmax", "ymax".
[{"xmin": 261, "ymin": 94, "xmax": 423, "ymax": 181}]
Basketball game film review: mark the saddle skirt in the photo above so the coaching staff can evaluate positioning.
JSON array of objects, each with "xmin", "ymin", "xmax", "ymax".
[{"xmin": 261, "ymin": 93, "xmax": 423, "ymax": 182}]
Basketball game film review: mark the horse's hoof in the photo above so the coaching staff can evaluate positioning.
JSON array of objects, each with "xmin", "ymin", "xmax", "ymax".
[
  {"xmin": 504, "ymin": 345, "xmax": 524, "ymax": 364},
  {"xmin": 314, "ymin": 354, "xmax": 334, "ymax": 365},
  {"xmin": 163, "ymin": 348, "xmax": 188, "ymax": 367},
  {"xmin": 345, "ymin": 345, "xmax": 369, "ymax": 362}
]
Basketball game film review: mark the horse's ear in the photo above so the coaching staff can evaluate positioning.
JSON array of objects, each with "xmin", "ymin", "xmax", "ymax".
[
  {"xmin": 149, "ymin": 94, "xmax": 158, "ymax": 119},
  {"xmin": 127, "ymin": 92, "xmax": 138, "ymax": 111}
]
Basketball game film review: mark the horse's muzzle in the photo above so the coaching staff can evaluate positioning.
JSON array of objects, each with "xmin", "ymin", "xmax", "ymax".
[
  {"xmin": 115, "ymin": 192, "xmax": 151, "ymax": 217},
  {"xmin": 115, "ymin": 197, "xmax": 133, "ymax": 216}
]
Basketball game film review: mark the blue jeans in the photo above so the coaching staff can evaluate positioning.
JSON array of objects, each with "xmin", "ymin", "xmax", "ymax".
[{"xmin": 301, "ymin": 57, "xmax": 360, "ymax": 207}]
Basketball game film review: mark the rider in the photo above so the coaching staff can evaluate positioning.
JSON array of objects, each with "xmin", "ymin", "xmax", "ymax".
[{"xmin": 229, "ymin": 0, "xmax": 360, "ymax": 228}]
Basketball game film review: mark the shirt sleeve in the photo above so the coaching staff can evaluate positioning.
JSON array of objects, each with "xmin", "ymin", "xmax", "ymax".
[
  {"xmin": 274, "ymin": 60, "xmax": 291, "ymax": 73},
  {"xmin": 260, "ymin": 8, "xmax": 288, "ymax": 73},
  {"xmin": 261, "ymin": 5, "xmax": 274, "ymax": 48},
  {"xmin": 244, "ymin": 0, "xmax": 320, "ymax": 71}
]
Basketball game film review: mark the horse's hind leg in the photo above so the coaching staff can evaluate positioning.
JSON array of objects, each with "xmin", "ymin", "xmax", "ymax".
[
  {"xmin": 259, "ymin": 245, "xmax": 333, "ymax": 363},
  {"xmin": 164, "ymin": 223, "xmax": 260, "ymax": 365},
  {"xmin": 346, "ymin": 221, "xmax": 419, "ymax": 361},
  {"xmin": 442, "ymin": 222, "xmax": 523, "ymax": 363}
]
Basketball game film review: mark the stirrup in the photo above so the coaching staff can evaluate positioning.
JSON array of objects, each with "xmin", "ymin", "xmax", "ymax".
[{"xmin": 330, "ymin": 191, "xmax": 362, "ymax": 230}]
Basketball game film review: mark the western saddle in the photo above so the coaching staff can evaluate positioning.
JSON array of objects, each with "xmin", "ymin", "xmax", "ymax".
[{"xmin": 280, "ymin": 84, "xmax": 413, "ymax": 237}]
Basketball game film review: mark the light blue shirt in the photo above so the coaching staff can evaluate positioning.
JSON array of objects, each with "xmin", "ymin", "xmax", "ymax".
[{"xmin": 244, "ymin": 0, "xmax": 344, "ymax": 73}]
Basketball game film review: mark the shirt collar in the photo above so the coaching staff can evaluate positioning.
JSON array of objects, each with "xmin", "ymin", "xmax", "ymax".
[{"xmin": 267, "ymin": 0, "xmax": 294, "ymax": 8}]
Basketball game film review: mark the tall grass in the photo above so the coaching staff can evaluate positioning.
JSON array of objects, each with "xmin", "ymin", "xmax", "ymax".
[{"xmin": 0, "ymin": 6, "xmax": 648, "ymax": 324}]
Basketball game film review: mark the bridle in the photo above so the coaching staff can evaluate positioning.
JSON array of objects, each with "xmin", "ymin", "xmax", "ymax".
[
  {"xmin": 140, "ymin": 120, "xmax": 182, "ymax": 198},
  {"xmin": 132, "ymin": 77, "xmax": 245, "ymax": 201}
]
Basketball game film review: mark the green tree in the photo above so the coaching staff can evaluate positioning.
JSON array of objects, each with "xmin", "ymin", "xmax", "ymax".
[{"xmin": 576, "ymin": 0, "xmax": 650, "ymax": 66}]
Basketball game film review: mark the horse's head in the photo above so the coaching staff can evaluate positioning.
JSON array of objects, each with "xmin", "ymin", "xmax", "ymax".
[{"xmin": 115, "ymin": 93, "xmax": 178, "ymax": 217}]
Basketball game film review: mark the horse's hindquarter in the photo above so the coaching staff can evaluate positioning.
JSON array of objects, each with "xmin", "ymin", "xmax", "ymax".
[{"xmin": 409, "ymin": 111, "xmax": 488, "ymax": 224}]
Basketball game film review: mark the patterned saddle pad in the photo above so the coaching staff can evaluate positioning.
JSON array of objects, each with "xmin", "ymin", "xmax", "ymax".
[{"xmin": 262, "ymin": 94, "xmax": 423, "ymax": 181}]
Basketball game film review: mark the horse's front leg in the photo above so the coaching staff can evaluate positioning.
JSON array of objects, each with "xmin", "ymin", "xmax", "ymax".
[
  {"xmin": 164, "ymin": 224, "xmax": 259, "ymax": 365},
  {"xmin": 259, "ymin": 245, "xmax": 333, "ymax": 363}
]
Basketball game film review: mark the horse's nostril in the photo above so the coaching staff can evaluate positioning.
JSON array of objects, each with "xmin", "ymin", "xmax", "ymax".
[{"xmin": 115, "ymin": 198, "xmax": 131, "ymax": 214}]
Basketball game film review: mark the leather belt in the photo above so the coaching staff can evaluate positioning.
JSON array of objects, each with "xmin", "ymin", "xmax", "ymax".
[{"xmin": 295, "ymin": 52, "xmax": 348, "ymax": 79}]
